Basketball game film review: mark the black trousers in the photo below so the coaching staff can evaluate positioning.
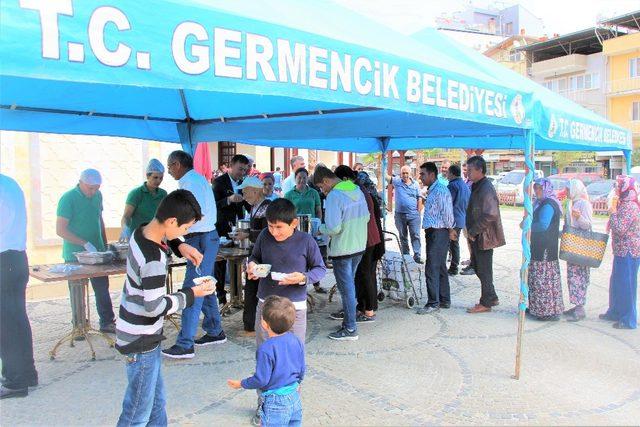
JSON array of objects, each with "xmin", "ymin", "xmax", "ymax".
[
  {"xmin": 471, "ymin": 240, "xmax": 498, "ymax": 307},
  {"xmin": 243, "ymin": 277, "xmax": 259, "ymax": 332},
  {"xmin": 355, "ymin": 245, "xmax": 378, "ymax": 312},
  {"xmin": 214, "ymin": 260, "xmax": 227, "ymax": 303},
  {"xmin": 449, "ymin": 228, "xmax": 461, "ymax": 270},
  {"xmin": 0, "ymin": 250, "xmax": 37, "ymax": 389},
  {"xmin": 424, "ymin": 229, "xmax": 450, "ymax": 307},
  {"xmin": 466, "ymin": 234, "xmax": 476, "ymax": 269}
]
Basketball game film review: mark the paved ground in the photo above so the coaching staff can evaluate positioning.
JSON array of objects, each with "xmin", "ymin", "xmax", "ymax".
[{"xmin": 2, "ymin": 209, "xmax": 639, "ymax": 426}]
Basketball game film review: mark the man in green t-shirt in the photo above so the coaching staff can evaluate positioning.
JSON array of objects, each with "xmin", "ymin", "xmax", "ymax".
[
  {"xmin": 56, "ymin": 169, "xmax": 115, "ymax": 333},
  {"xmin": 119, "ymin": 159, "xmax": 168, "ymax": 240}
]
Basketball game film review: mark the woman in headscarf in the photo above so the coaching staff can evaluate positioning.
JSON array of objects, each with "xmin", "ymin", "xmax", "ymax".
[
  {"xmin": 259, "ymin": 172, "xmax": 279, "ymax": 201},
  {"xmin": 356, "ymin": 170, "xmax": 383, "ymax": 215},
  {"xmin": 335, "ymin": 166, "xmax": 385, "ymax": 321},
  {"xmin": 526, "ymin": 178, "xmax": 564, "ymax": 321},
  {"xmin": 233, "ymin": 176, "xmax": 271, "ymax": 334},
  {"xmin": 563, "ymin": 179, "xmax": 593, "ymax": 322},
  {"xmin": 119, "ymin": 159, "xmax": 167, "ymax": 241},
  {"xmin": 600, "ymin": 175, "xmax": 640, "ymax": 329}
]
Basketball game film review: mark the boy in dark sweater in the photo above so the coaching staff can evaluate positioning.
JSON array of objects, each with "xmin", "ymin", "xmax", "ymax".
[
  {"xmin": 228, "ymin": 296, "xmax": 305, "ymax": 426},
  {"xmin": 116, "ymin": 190, "xmax": 216, "ymax": 427},
  {"xmin": 246, "ymin": 198, "xmax": 326, "ymax": 347}
]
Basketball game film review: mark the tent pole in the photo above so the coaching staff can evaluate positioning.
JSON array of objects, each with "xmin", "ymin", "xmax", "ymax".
[
  {"xmin": 623, "ymin": 149, "xmax": 632, "ymax": 174},
  {"xmin": 514, "ymin": 129, "xmax": 535, "ymax": 380},
  {"xmin": 379, "ymin": 137, "xmax": 390, "ymax": 229}
]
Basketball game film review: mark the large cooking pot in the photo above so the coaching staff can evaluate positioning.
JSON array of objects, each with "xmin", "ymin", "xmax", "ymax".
[
  {"xmin": 236, "ymin": 219, "xmax": 251, "ymax": 249},
  {"xmin": 297, "ymin": 214, "xmax": 312, "ymax": 234}
]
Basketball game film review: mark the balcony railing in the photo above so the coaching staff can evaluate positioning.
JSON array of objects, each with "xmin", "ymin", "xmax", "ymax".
[{"xmin": 606, "ymin": 78, "xmax": 640, "ymax": 95}]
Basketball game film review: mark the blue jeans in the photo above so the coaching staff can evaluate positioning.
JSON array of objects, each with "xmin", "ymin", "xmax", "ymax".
[
  {"xmin": 394, "ymin": 212, "xmax": 421, "ymax": 257},
  {"xmin": 260, "ymin": 390, "xmax": 302, "ymax": 427},
  {"xmin": 117, "ymin": 346, "xmax": 167, "ymax": 427},
  {"xmin": 176, "ymin": 230, "xmax": 223, "ymax": 349},
  {"xmin": 333, "ymin": 254, "xmax": 363, "ymax": 332}
]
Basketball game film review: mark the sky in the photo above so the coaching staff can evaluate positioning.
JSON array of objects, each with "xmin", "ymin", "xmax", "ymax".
[{"xmin": 333, "ymin": 0, "xmax": 639, "ymax": 36}]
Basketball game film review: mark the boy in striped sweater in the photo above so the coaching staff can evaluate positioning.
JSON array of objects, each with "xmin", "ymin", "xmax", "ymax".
[{"xmin": 116, "ymin": 190, "xmax": 215, "ymax": 427}]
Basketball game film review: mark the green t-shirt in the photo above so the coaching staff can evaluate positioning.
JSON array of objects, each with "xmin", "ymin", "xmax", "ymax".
[
  {"xmin": 125, "ymin": 183, "xmax": 168, "ymax": 232},
  {"xmin": 56, "ymin": 186, "xmax": 105, "ymax": 262},
  {"xmin": 285, "ymin": 186, "xmax": 321, "ymax": 218}
]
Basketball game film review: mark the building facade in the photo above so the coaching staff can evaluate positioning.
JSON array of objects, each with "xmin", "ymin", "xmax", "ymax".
[{"xmin": 601, "ymin": 12, "xmax": 640, "ymax": 159}]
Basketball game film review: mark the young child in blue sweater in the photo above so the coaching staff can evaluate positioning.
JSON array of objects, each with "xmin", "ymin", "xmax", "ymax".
[{"xmin": 228, "ymin": 296, "xmax": 305, "ymax": 426}]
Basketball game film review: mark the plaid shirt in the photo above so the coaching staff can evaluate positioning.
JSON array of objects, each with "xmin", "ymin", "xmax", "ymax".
[{"xmin": 422, "ymin": 180, "xmax": 454, "ymax": 230}]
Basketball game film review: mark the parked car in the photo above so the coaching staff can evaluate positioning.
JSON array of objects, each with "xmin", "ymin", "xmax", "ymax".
[
  {"xmin": 496, "ymin": 169, "xmax": 544, "ymax": 204},
  {"xmin": 548, "ymin": 173, "xmax": 604, "ymax": 200},
  {"xmin": 486, "ymin": 175, "xmax": 501, "ymax": 186}
]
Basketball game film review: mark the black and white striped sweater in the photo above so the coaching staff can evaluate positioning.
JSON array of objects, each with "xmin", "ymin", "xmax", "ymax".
[{"xmin": 115, "ymin": 227, "xmax": 194, "ymax": 354}]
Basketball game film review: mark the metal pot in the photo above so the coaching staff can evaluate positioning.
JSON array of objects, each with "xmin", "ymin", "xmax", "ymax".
[
  {"xmin": 236, "ymin": 219, "xmax": 251, "ymax": 249},
  {"xmin": 297, "ymin": 214, "xmax": 312, "ymax": 234}
]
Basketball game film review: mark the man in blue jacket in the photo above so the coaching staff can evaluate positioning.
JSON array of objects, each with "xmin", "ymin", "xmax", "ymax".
[{"xmin": 447, "ymin": 164, "xmax": 470, "ymax": 275}]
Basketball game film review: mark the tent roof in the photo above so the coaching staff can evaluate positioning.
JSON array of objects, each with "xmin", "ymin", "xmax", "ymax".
[{"xmin": 0, "ymin": 0, "xmax": 631, "ymax": 155}]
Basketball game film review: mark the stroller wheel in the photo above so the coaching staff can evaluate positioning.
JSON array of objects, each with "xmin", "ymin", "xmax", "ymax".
[
  {"xmin": 377, "ymin": 291, "xmax": 385, "ymax": 302},
  {"xmin": 406, "ymin": 296, "xmax": 416, "ymax": 309}
]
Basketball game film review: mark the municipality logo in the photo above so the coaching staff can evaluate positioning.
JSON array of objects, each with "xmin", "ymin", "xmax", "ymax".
[
  {"xmin": 510, "ymin": 94, "xmax": 525, "ymax": 125},
  {"xmin": 548, "ymin": 114, "xmax": 558, "ymax": 139}
]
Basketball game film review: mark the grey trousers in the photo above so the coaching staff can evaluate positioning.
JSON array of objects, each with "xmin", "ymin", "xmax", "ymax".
[{"xmin": 255, "ymin": 299, "xmax": 307, "ymax": 348}]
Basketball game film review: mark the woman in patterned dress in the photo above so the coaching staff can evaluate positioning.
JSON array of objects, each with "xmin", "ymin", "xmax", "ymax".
[
  {"xmin": 527, "ymin": 178, "xmax": 564, "ymax": 321},
  {"xmin": 600, "ymin": 175, "xmax": 640, "ymax": 329},
  {"xmin": 563, "ymin": 179, "xmax": 593, "ymax": 322}
]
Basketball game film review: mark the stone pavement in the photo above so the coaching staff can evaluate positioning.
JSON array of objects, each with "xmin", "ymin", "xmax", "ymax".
[{"xmin": 2, "ymin": 209, "xmax": 639, "ymax": 426}]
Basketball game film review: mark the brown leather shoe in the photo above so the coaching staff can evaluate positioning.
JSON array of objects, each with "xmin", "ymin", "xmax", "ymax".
[{"xmin": 467, "ymin": 304, "xmax": 491, "ymax": 314}]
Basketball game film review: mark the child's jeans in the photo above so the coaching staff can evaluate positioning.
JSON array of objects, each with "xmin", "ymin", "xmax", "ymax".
[
  {"xmin": 259, "ymin": 390, "xmax": 302, "ymax": 426},
  {"xmin": 117, "ymin": 345, "xmax": 167, "ymax": 427}
]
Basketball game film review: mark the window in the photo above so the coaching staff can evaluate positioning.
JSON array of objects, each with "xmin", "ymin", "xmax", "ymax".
[
  {"xmin": 505, "ymin": 22, "xmax": 513, "ymax": 35},
  {"xmin": 630, "ymin": 57, "xmax": 640, "ymax": 78},
  {"xmin": 508, "ymin": 51, "xmax": 522, "ymax": 62},
  {"xmin": 632, "ymin": 101, "xmax": 640, "ymax": 121},
  {"xmin": 570, "ymin": 75, "xmax": 585, "ymax": 91},
  {"xmin": 218, "ymin": 141, "xmax": 236, "ymax": 166},
  {"xmin": 558, "ymin": 78, "xmax": 567, "ymax": 92}
]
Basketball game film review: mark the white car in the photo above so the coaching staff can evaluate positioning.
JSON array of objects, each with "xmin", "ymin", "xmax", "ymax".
[
  {"xmin": 496, "ymin": 169, "xmax": 544, "ymax": 204},
  {"xmin": 486, "ymin": 175, "xmax": 501, "ymax": 186}
]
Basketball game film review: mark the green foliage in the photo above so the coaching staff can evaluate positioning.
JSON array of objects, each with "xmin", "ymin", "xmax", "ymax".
[{"xmin": 632, "ymin": 147, "xmax": 640, "ymax": 166}]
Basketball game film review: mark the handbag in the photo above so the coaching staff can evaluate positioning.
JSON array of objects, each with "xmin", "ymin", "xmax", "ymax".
[{"xmin": 559, "ymin": 225, "xmax": 608, "ymax": 268}]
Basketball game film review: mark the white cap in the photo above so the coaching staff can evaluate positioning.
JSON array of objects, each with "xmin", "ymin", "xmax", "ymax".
[
  {"xmin": 80, "ymin": 169, "xmax": 102, "ymax": 185},
  {"xmin": 237, "ymin": 176, "xmax": 263, "ymax": 189},
  {"xmin": 146, "ymin": 158, "xmax": 165, "ymax": 174}
]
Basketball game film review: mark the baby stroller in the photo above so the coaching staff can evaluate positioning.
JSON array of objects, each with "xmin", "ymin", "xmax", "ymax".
[{"xmin": 377, "ymin": 230, "xmax": 424, "ymax": 309}]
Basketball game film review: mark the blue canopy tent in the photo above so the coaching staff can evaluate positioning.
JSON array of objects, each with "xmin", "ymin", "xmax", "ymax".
[{"xmin": 0, "ymin": 0, "xmax": 631, "ymax": 378}]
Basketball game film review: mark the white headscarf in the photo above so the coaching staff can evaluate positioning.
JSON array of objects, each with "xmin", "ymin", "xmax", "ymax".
[
  {"xmin": 567, "ymin": 179, "xmax": 588, "ymax": 202},
  {"xmin": 146, "ymin": 158, "xmax": 165, "ymax": 174},
  {"xmin": 80, "ymin": 169, "xmax": 102, "ymax": 185}
]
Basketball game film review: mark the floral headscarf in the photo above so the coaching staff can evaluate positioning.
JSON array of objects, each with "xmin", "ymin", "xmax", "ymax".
[
  {"xmin": 616, "ymin": 175, "xmax": 640, "ymax": 208},
  {"xmin": 534, "ymin": 177, "xmax": 563, "ymax": 213}
]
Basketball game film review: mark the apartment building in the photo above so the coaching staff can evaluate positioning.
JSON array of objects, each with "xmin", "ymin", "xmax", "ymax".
[
  {"xmin": 519, "ymin": 27, "xmax": 625, "ymax": 176},
  {"xmin": 601, "ymin": 12, "xmax": 640, "ymax": 159}
]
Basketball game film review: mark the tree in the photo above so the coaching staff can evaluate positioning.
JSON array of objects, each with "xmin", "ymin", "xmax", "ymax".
[{"xmin": 632, "ymin": 147, "xmax": 640, "ymax": 166}]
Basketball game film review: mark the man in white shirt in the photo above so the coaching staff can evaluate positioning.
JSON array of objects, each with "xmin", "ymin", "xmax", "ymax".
[
  {"xmin": 163, "ymin": 151, "xmax": 227, "ymax": 359},
  {"xmin": 0, "ymin": 174, "xmax": 38, "ymax": 398},
  {"xmin": 281, "ymin": 155, "xmax": 305, "ymax": 194}
]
